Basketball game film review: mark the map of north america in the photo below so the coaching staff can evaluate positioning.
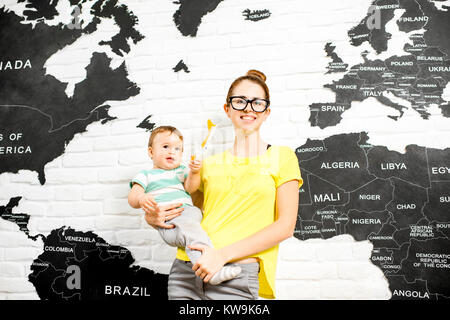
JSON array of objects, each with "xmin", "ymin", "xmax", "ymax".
[{"xmin": 0, "ymin": 0, "xmax": 143, "ymax": 184}]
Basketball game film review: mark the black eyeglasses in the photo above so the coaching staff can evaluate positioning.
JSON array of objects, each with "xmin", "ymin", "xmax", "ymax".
[{"xmin": 228, "ymin": 96, "xmax": 270, "ymax": 113}]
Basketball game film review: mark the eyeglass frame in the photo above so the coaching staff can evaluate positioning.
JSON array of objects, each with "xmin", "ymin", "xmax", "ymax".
[{"xmin": 228, "ymin": 96, "xmax": 270, "ymax": 113}]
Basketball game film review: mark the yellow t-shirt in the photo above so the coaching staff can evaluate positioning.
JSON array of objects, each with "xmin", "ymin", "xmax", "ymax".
[{"xmin": 176, "ymin": 145, "xmax": 303, "ymax": 299}]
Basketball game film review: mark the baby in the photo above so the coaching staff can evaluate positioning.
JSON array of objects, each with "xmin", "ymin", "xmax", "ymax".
[{"xmin": 128, "ymin": 125, "xmax": 241, "ymax": 285}]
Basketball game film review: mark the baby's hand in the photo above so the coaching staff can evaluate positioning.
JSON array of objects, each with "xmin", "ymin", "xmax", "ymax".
[
  {"xmin": 138, "ymin": 193, "xmax": 157, "ymax": 211},
  {"xmin": 189, "ymin": 159, "xmax": 202, "ymax": 174}
]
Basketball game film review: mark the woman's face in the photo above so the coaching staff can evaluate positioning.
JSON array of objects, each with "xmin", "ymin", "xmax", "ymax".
[{"xmin": 224, "ymin": 80, "xmax": 270, "ymax": 135}]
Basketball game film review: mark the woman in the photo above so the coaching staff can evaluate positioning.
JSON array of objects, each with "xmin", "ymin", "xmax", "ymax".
[{"xmin": 143, "ymin": 69, "xmax": 302, "ymax": 299}]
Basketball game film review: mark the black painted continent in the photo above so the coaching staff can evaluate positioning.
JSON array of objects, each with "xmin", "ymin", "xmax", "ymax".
[
  {"xmin": 29, "ymin": 226, "xmax": 168, "ymax": 300},
  {"xmin": 173, "ymin": 0, "xmax": 224, "ymax": 37},
  {"xmin": 295, "ymin": 132, "xmax": 450, "ymax": 299},
  {"xmin": 0, "ymin": 3, "xmax": 142, "ymax": 184}
]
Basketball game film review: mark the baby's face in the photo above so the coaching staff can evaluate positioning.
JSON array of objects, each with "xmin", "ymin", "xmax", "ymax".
[{"xmin": 148, "ymin": 131, "xmax": 183, "ymax": 170}]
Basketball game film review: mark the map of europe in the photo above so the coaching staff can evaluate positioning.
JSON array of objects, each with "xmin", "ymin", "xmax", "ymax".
[
  {"xmin": 0, "ymin": 0, "xmax": 449, "ymax": 300},
  {"xmin": 309, "ymin": 0, "xmax": 450, "ymax": 128}
]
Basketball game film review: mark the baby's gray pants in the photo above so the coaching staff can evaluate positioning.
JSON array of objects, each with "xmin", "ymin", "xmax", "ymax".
[{"xmin": 158, "ymin": 205, "xmax": 212, "ymax": 264}]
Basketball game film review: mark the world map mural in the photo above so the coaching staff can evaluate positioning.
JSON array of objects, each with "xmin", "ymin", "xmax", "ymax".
[{"xmin": 0, "ymin": 0, "xmax": 449, "ymax": 300}]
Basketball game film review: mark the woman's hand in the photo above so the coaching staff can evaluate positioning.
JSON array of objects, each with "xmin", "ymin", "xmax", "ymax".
[
  {"xmin": 143, "ymin": 202, "xmax": 184, "ymax": 229},
  {"xmin": 189, "ymin": 244, "xmax": 227, "ymax": 283}
]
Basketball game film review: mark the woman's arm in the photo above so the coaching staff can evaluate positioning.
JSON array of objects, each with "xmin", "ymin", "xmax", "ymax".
[
  {"xmin": 190, "ymin": 179, "xmax": 299, "ymax": 282},
  {"xmin": 129, "ymin": 184, "xmax": 184, "ymax": 229},
  {"xmin": 143, "ymin": 203, "xmax": 184, "ymax": 229},
  {"xmin": 190, "ymin": 190, "xmax": 204, "ymax": 211},
  {"xmin": 142, "ymin": 187, "xmax": 203, "ymax": 230}
]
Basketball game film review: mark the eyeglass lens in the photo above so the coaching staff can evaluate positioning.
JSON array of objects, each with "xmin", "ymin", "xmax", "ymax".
[{"xmin": 230, "ymin": 97, "xmax": 268, "ymax": 112}]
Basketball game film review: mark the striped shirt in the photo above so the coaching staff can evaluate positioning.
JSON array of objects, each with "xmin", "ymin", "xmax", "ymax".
[{"xmin": 130, "ymin": 165, "xmax": 193, "ymax": 207}]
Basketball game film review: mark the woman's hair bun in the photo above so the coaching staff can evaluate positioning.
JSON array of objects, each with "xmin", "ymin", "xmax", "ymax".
[{"xmin": 246, "ymin": 69, "xmax": 266, "ymax": 82}]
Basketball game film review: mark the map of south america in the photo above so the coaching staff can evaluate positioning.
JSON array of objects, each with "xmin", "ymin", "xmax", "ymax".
[{"xmin": 29, "ymin": 225, "xmax": 168, "ymax": 300}]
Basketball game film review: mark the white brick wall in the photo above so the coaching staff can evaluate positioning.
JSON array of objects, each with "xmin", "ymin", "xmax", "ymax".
[{"xmin": 3, "ymin": 0, "xmax": 449, "ymax": 300}]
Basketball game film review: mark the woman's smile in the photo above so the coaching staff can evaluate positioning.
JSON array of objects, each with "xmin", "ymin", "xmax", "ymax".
[{"xmin": 240, "ymin": 114, "xmax": 257, "ymax": 121}]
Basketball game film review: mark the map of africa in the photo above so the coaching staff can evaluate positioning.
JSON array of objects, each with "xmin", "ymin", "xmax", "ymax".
[
  {"xmin": 0, "ymin": 0, "xmax": 449, "ymax": 300},
  {"xmin": 294, "ymin": 132, "xmax": 450, "ymax": 299}
]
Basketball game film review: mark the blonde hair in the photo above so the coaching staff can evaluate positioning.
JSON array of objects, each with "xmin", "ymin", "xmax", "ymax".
[{"xmin": 148, "ymin": 125, "xmax": 183, "ymax": 147}]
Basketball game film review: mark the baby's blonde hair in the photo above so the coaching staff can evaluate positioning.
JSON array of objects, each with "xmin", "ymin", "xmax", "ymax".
[{"xmin": 148, "ymin": 125, "xmax": 183, "ymax": 148}]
